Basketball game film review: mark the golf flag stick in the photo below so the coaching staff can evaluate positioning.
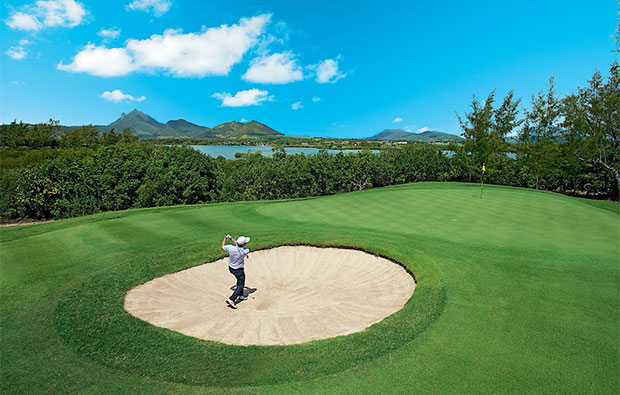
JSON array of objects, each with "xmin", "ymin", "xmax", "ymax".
[{"xmin": 480, "ymin": 163, "xmax": 485, "ymax": 199}]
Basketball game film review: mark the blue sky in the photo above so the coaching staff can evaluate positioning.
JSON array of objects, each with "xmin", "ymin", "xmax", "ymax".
[{"xmin": 1, "ymin": 0, "xmax": 618, "ymax": 138}]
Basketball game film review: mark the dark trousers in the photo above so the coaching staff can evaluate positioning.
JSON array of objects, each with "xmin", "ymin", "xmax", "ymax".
[{"xmin": 229, "ymin": 266, "xmax": 245, "ymax": 301}]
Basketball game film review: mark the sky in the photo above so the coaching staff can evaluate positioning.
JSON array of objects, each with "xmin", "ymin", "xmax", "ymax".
[{"xmin": 1, "ymin": 0, "xmax": 618, "ymax": 138}]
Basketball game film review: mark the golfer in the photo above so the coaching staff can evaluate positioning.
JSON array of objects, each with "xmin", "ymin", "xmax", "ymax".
[{"xmin": 221, "ymin": 234, "xmax": 251, "ymax": 309}]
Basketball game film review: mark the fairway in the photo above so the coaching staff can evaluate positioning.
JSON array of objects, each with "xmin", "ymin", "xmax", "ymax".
[{"xmin": 1, "ymin": 182, "xmax": 618, "ymax": 393}]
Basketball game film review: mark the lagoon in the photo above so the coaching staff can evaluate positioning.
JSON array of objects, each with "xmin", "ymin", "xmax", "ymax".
[{"xmin": 190, "ymin": 145, "xmax": 379, "ymax": 160}]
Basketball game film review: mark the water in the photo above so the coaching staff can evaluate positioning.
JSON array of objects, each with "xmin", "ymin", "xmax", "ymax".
[
  {"xmin": 442, "ymin": 150, "xmax": 517, "ymax": 160},
  {"xmin": 190, "ymin": 145, "xmax": 379, "ymax": 160}
]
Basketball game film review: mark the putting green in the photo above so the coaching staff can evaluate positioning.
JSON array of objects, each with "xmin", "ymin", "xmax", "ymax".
[{"xmin": 0, "ymin": 182, "xmax": 618, "ymax": 393}]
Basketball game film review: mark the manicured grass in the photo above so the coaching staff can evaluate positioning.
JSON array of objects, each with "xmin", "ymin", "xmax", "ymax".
[{"xmin": 1, "ymin": 182, "xmax": 618, "ymax": 393}]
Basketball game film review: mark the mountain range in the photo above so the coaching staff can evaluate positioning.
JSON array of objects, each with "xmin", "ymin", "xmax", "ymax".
[
  {"xmin": 61, "ymin": 109, "xmax": 461, "ymax": 141},
  {"xmin": 81, "ymin": 109, "xmax": 283, "ymax": 138},
  {"xmin": 367, "ymin": 129, "xmax": 463, "ymax": 142}
]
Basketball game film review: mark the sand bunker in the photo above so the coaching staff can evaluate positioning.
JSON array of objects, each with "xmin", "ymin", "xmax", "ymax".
[{"xmin": 124, "ymin": 246, "xmax": 415, "ymax": 346}]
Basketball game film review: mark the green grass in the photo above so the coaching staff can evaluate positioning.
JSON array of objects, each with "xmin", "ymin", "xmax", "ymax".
[{"xmin": 1, "ymin": 182, "xmax": 618, "ymax": 393}]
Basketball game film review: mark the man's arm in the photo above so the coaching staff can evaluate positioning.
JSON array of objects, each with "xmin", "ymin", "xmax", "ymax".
[{"xmin": 222, "ymin": 234, "xmax": 237, "ymax": 250}]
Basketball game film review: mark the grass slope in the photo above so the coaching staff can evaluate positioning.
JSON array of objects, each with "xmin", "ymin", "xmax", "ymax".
[{"xmin": 1, "ymin": 183, "xmax": 618, "ymax": 393}]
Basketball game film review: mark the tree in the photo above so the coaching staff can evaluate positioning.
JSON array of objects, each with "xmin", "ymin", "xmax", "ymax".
[
  {"xmin": 0, "ymin": 121, "xmax": 28, "ymax": 148},
  {"xmin": 457, "ymin": 91, "xmax": 496, "ymax": 182},
  {"xmin": 518, "ymin": 77, "xmax": 563, "ymax": 189},
  {"xmin": 89, "ymin": 145, "xmax": 152, "ymax": 211},
  {"xmin": 562, "ymin": 62, "xmax": 620, "ymax": 199},
  {"xmin": 457, "ymin": 91, "xmax": 521, "ymax": 182},
  {"xmin": 493, "ymin": 91, "xmax": 522, "ymax": 146},
  {"xmin": 60, "ymin": 125, "xmax": 99, "ymax": 148},
  {"xmin": 136, "ymin": 146, "xmax": 221, "ymax": 207},
  {"xmin": 348, "ymin": 150, "xmax": 377, "ymax": 191},
  {"xmin": 25, "ymin": 119, "xmax": 59, "ymax": 148}
]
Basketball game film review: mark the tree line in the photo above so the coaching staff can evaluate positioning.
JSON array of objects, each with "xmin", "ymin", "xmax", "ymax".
[
  {"xmin": 0, "ymin": 62, "xmax": 617, "ymax": 221},
  {"xmin": 455, "ymin": 61, "xmax": 618, "ymax": 198},
  {"xmin": 0, "ymin": 122, "xmax": 139, "ymax": 149}
]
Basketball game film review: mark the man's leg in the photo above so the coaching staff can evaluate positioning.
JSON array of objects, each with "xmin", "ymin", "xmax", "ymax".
[{"xmin": 229, "ymin": 268, "xmax": 245, "ymax": 302}]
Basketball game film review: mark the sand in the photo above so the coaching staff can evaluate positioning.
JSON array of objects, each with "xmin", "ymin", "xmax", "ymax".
[{"xmin": 124, "ymin": 246, "xmax": 415, "ymax": 346}]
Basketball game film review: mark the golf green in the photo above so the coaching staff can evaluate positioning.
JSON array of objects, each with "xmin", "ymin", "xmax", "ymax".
[{"xmin": 1, "ymin": 182, "xmax": 618, "ymax": 393}]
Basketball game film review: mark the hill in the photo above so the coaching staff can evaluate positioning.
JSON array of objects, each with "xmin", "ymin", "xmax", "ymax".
[
  {"xmin": 368, "ymin": 128, "xmax": 462, "ymax": 142},
  {"xmin": 212, "ymin": 120, "xmax": 282, "ymax": 138},
  {"xmin": 370, "ymin": 129, "xmax": 415, "ymax": 141}
]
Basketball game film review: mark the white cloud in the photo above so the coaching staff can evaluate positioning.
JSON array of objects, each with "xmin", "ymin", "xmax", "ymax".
[
  {"xmin": 58, "ymin": 44, "xmax": 136, "ymax": 77},
  {"xmin": 6, "ymin": 12, "xmax": 43, "ymax": 30},
  {"xmin": 5, "ymin": 0, "xmax": 86, "ymax": 31},
  {"xmin": 240, "ymin": 118, "xmax": 248, "ymax": 123},
  {"xmin": 417, "ymin": 127, "xmax": 430, "ymax": 133},
  {"xmin": 311, "ymin": 57, "xmax": 346, "ymax": 83},
  {"xmin": 312, "ymin": 97, "xmax": 321, "ymax": 102},
  {"xmin": 393, "ymin": 117, "xmax": 403, "ymax": 123},
  {"xmin": 101, "ymin": 89, "xmax": 146, "ymax": 102},
  {"xmin": 59, "ymin": 15, "xmax": 271, "ymax": 78},
  {"xmin": 212, "ymin": 88, "xmax": 272, "ymax": 107},
  {"xmin": 255, "ymin": 20, "xmax": 291, "ymax": 54},
  {"xmin": 242, "ymin": 52, "xmax": 303, "ymax": 84},
  {"xmin": 39, "ymin": 0, "xmax": 86, "ymax": 27},
  {"xmin": 126, "ymin": 0, "xmax": 172, "ymax": 17},
  {"xmin": 291, "ymin": 101, "xmax": 303, "ymax": 110},
  {"xmin": 19, "ymin": 39, "xmax": 32, "ymax": 46},
  {"xmin": 6, "ymin": 46, "xmax": 27, "ymax": 60},
  {"xmin": 98, "ymin": 27, "xmax": 121, "ymax": 41}
]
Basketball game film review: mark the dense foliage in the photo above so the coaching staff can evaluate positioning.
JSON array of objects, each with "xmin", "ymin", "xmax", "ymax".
[
  {"xmin": 1, "ymin": 62, "xmax": 617, "ymax": 221},
  {"xmin": 1, "ymin": 145, "xmax": 221, "ymax": 220}
]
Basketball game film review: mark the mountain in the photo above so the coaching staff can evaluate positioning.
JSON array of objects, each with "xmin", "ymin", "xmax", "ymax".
[
  {"xmin": 212, "ymin": 121, "xmax": 244, "ymax": 136},
  {"xmin": 368, "ymin": 128, "xmax": 462, "ymax": 142},
  {"xmin": 106, "ymin": 109, "xmax": 164, "ymax": 137},
  {"xmin": 97, "ymin": 110, "xmax": 282, "ymax": 138},
  {"xmin": 161, "ymin": 119, "xmax": 215, "ymax": 138}
]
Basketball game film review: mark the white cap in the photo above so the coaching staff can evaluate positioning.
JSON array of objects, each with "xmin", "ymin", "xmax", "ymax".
[{"xmin": 237, "ymin": 236, "xmax": 250, "ymax": 245}]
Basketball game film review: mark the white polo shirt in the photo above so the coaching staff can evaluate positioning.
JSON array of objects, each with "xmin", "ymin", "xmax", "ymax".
[{"xmin": 223, "ymin": 244, "xmax": 250, "ymax": 269}]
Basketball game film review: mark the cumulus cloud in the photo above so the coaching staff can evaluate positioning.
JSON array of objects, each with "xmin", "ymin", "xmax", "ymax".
[
  {"xmin": 59, "ymin": 14, "xmax": 270, "ymax": 78},
  {"xmin": 6, "ymin": 13, "xmax": 42, "ymax": 30},
  {"xmin": 417, "ymin": 127, "xmax": 430, "ymax": 133},
  {"xmin": 393, "ymin": 117, "xmax": 403, "ymax": 123},
  {"xmin": 310, "ymin": 57, "xmax": 346, "ymax": 83},
  {"xmin": 98, "ymin": 27, "xmax": 121, "ymax": 41},
  {"xmin": 212, "ymin": 88, "xmax": 272, "ymax": 107},
  {"xmin": 6, "ymin": 46, "xmax": 27, "ymax": 60},
  {"xmin": 242, "ymin": 52, "xmax": 303, "ymax": 84},
  {"xmin": 101, "ymin": 89, "xmax": 145, "ymax": 102},
  {"xmin": 5, "ymin": 0, "xmax": 86, "ymax": 31},
  {"xmin": 312, "ymin": 97, "xmax": 321, "ymax": 102},
  {"xmin": 58, "ymin": 44, "xmax": 136, "ymax": 77},
  {"xmin": 291, "ymin": 101, "xmax": 303, "ymax": 110},
  {"xmin": 126, "ymin": 0, "xmax": 172, "ymax": 17}
]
